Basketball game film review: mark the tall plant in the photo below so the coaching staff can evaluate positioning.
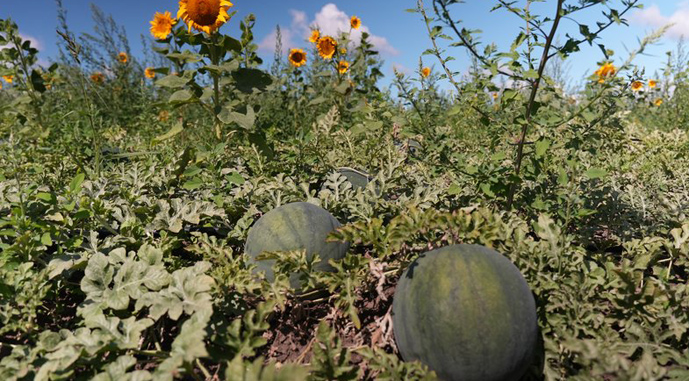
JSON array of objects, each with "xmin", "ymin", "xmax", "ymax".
[{"xmin": 416, "ymin": 0, "xmax": 650, "ymax": 209}]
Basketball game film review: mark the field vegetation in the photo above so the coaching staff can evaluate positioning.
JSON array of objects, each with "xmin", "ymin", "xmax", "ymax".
[{"xmin": 1, "ymin": 0, "xmax": 689, "ymax": 379}]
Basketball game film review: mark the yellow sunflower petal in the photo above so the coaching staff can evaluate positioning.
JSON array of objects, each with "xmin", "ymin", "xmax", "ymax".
[
  {"xmin": 317, "ymin": 36, "xmax": 337, "ymax": 60},
  {"xmin": 178, "ymin": 0, "xmax": 233, "ymax": 34}
]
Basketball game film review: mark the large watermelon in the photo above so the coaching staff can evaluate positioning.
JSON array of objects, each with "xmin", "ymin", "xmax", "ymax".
[
  {"xmin": 244, "ymin": 202, "xmax": 350, "ymax": 286},
  {"xmin": 392, "ymin": 244, "xmax": 538, "ymax": 381}
]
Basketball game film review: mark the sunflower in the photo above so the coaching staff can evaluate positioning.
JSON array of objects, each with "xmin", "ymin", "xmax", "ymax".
[
  {"xmin": 340, "ymin": 47, "xmax": 347, "ymax": 55},
  {"xmin": 288, "ymin": 48, "xmax": 307, "ymax": 67},
  {"xmin": 317, "ymin": 36, "xmax": 337, "ymax": 60},
  {"xmin": 145, "ymin": 67, "xmax": 156, "ymax": 79},
  {"xmin": 421, "ymin": 67, "xmax": 431, "ymax": 78},
  {"xmin": 594, "ymin": 62, "xmax": 616, "ymax": 83},
  {"xmin": 150, "ymin": 11, "xmax": 176, "ymax": 39},
  {"xmin": 631, "ymin": 81, "xmax": 643, "ymax": 92},
  {"xmin": 648, "ymin": 79, "xmax": 657, "ymax": 89},
  {"xmin": 158, "ymin": 110, "xmax": 170, "ymax": 122},
  {"xmin": 350, "ymin": 16, "xmax": 361, "ymax": 30},
  {"xmin": 2, "ymin": 75, "xmax": 13, "ymax": 83},
  {"xmin": 118, "ymin": 52, "xmax": 129, "ymax": 64},
  {"xmin": 309, "ymin": 29, "xmax": 320, "ymax": 44},
  {"xmin": 177, "ymin": 0, "xmax": 233, "ymax": 34},
  {"xmin": 654, "ymin": 98, "xmax": 663, "ymax": 106},
  {"xmin": 90, "ymin": 72, "xmax": 105, "ymax": 84},
  {"xmin": 338, "ymin": 60, "xmax": 349, "ymax": 74},
  {"xmin": 0, "ymin": 82, "xmax": 3, "ymax": 90}
]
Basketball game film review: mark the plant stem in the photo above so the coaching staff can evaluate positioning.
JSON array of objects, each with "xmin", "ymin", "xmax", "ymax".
[
  {"xmin": 418, "ymin": 0, "xmax": 462, "ymax": 96},
  {"xmin": 211, "ymin": 33, "xmax": 222, "ymax": 140},
  {"xmin": 506, "ymin": 0, "xmax": 564, "ymax": 209}
]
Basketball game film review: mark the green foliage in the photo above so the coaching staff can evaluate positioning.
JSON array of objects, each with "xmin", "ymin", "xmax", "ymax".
[{"xmin": 2, "ymin": 1, "xmax": 689, "ymax": 379}]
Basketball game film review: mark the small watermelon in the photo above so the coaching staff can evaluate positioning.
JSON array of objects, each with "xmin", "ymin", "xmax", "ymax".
[
  {"xmin": 392, "ymin": 244, "xmax": 538, "ymax": 381},
  {"xmin": 244, "ymin": 202, "xmax": 349, "ymax": 286}
]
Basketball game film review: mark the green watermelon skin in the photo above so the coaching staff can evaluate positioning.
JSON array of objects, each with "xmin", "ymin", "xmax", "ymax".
[
  {"xmin": 337, "ymin": 167, "xmax": 370, "ymax": 190},
  {"xmin": 244, "ymin": 202, "xmax": 349, "ymax": 285},
  {"xmin": 392, "ymin": 244, "xmax": 538, "ymax": 381}
]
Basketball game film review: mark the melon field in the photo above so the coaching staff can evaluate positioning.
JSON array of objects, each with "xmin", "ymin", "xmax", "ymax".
[{"xmin": 2, "ymin": 1, "xmax": 689, "ymax": 380}]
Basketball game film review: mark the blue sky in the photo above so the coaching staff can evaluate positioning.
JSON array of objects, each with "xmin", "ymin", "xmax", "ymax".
[{"xmin": 2, "ymin": 1, "xmax": 688, "ymax": 90}]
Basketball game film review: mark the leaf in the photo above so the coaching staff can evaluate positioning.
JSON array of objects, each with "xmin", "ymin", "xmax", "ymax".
[
  {"xmin": 182, "ymin": 177, "xmax": 203, "ymax": 190},
  {"xmin": 479, "ymin": 183, "xmax": 495, "ymax": 197},
  {"xmin": 585, "ymin": 168, "xmax": 607, "ymax": 179},
  {"xmin": 81, "ymin": 253, "xmax": 114, "ymax": 302},
  {"xmin": 154, "ymin": 311, "xmax": 212, "ymax": 379},
  {"xmin": 136, "ymin": 262, "xmax": 215, "ymax": 320},
  {"xmin": 40, "ymin": 232, "xmax": 52, "ymax": 246},
  {"xmin": 557, "ymin": 168, "xmax": 569, "ymax": 186},
  {"xmin": 152, "ymin": 121, "xmax": 183, "ymax": 144},
  {"xmin": 232, "ymin": 68, "xmax": 272, "ymax": 93},
  {"xmin": 523, "ymin": 69, "xmax": 539, "ymax": 79},
  {"xmin": 225, "ymin": 356, "xmax": 309, "ymax": 381},
  {"xmin": 169, "ymin": 89, "xmax": 194, "ymax": 104},
  {"xmin": 226, "ymin": 172, "xmax": 245, "ymax": 185},
  {"xmin": 69, "ymin": 172, "xmax": 85, "ymax": 193},
  {"xmin": 105, "ymin": 259, "xmax": 170, "ymax": 310},
  {"xmin": 31, "ymin": 69, "xmax": 46, "ymax": 93},
  {"xmin": 92, "ymin": 355, "xmax": 152, "ymax": 381},
  {"xmin": 85, "ymin": 315, "xmax": 154, "ymax": 349},
  {"xmin": 155, "ymin": 74, "xmax": 189, "ymax": 88},
  {"xmin": 535, "ymin": 139, "xmax": 551, "ymax": 158},
  {"xmin": 308, "ymin": 97, "xmax": 327, "ymax": 106},
  {"xmin": 218, "ymin": 106, "xmax": 256, "ymax": 130},
  {"xmin": 48, "ymin": 253, "xmax": 88, "ymax": 279},
  {"xmin": 447, "ymin": 183, "xmax": 462, "ymax": 196},
  {"xmin": 447, "ymin": 104, "xmax": 462, "ymax": 116}
]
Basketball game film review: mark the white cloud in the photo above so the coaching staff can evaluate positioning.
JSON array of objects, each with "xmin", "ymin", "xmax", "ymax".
[
  {"xmin": 258, "ymin": 25, "xmax": 296, "ymax": 55},
  {"xmin": 631, "ymin": 4, "xmax": 689, "ymax": 39},
  {"xmin": 258, "ymin": 3, "xmax": 398, "ymax": 56}
]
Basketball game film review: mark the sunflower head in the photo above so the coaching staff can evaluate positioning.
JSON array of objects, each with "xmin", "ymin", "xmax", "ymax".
[
  {"xmin": 158, "ymin": 110, "xmax": 170, "ymax": 122},
  {"xmin": 317, "ymin": 36, "xmax": 337, "ymax": 60},
  {"xmin": 288, "ymin": 48, "xmax": 307, "ymax": 67},
  {"xmin": 648, "ymin": 79, "xmax": 657, "ymax": 89},
  {"xmin": 150, "ymin": 11, "xmax": 176, "ymax": 39},
  {"xmin": 145, "ymin": 67, "xmax": 156, "ymax": 79},
  {"xmin": 421, "ymin": 67, "xmax": 431, "ymax": 78},
  {"xmin": 178, "ymin": 0, "xmax": 233, "ymax": 34},
  {"xmin": 2, "ymin": 75, "xmax": 14, "ymax": 83},
  {"xmin": 91, "ymin": 72, "xmax": 105, "ymax": 84},
  {"xmin": 309, "ymin": 29, "xmax": 320, "ymax": 44},
  {"xmin": 118, "ymin": 52, "xmax": 129, "ymax": 64},
  {"xmin": 338, "ymin": 61, "xmax": 350, "ymax": 74},
  {"xmin": 631, "ymin": 81, "xmax": 643, "ymax": 92},
  {"xmin": 594, "ymin": 62, "xmax": 616, "ymax": 83},
  {"xmin": 654, "ymin": 98, "xmax": 663, "ymax": 106},
  {"xmin": 350, "ymin": 16, "xmax": 361, "ymax": 30}
]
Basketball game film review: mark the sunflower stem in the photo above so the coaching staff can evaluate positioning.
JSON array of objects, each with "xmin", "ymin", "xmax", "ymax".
[{"xmin": 211, "ymin": 33, "xmax": 222, "ymax": 140}]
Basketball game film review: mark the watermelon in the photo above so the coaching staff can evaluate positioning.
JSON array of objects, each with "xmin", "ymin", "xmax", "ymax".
[
  {"xmin": 392, "ymin": 244, "xmax": 538, "ymax": 381},
  {"xmin": 336, "ymin": 167, "xmax": 371, "ymax": 190},
  {"xmin": 244, "ymin": 202, "xmax": 349, "ymax": 286}
]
